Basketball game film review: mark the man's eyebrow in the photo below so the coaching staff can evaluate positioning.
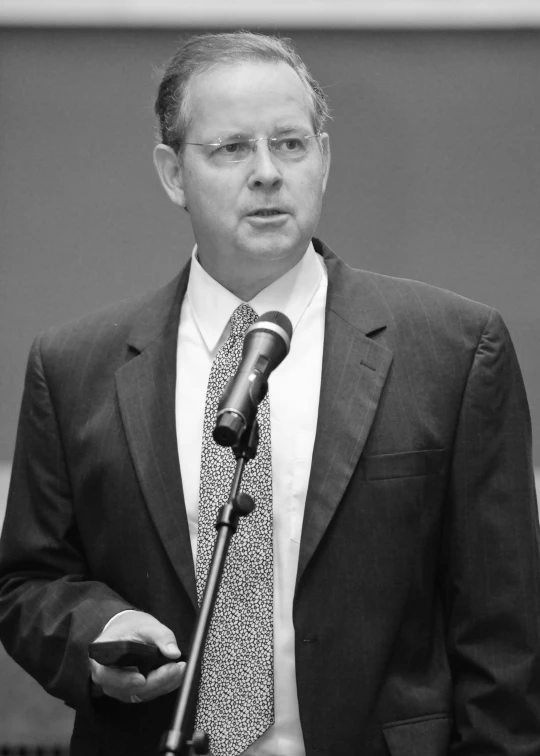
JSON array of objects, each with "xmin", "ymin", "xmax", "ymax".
[
  {"xmin": 272, "ymin": 126, "xmax": 306, "ymax": 134},
  {"xmin": 216, "ymin": 131, "xmax": 251, "ymax": 141},
  {"xmin": 215, "ymin": 126, "xmax": 309, "ymax": 141}
]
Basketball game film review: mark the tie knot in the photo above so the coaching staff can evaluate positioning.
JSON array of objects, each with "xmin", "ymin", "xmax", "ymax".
[{"xmin": 229, "ymin": 303, "xmax": 258, "ymax": 339}]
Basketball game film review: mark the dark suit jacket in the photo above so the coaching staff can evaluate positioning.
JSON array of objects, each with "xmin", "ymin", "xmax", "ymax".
[{"xmin": 1, "ymin": 240, "xmax": 539, "ymax": 756}]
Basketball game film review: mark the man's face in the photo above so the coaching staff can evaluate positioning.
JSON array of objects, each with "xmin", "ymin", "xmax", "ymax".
[{"xmin": 170, "ymin": 61, "xmax": 330, "ymax": 280}]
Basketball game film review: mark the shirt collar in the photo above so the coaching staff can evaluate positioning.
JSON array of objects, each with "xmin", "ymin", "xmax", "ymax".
[{"xmin": 186, "ymin": 242, "xmax": 324, "ymax": 353}]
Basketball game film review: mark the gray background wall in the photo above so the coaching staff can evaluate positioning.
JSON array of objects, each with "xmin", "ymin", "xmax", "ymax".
[
  {"xmin": 0, "ymin": 26, "xmax": 539, "ymax": 744},
  {"xmin": 1, "ymin": 28, "xmax": 540, "ymax": 464}
]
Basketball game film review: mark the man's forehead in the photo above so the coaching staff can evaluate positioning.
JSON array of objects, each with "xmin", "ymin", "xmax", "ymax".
[
  {"xmin": 185, "ymin": 60, "xmax": 312, "ymax": 136},
  {"xmin": 190, "ymin": 59, "xmax": 303, "ymax": 91}
]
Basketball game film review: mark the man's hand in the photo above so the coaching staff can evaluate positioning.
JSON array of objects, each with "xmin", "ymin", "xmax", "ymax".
[{"xmin": 89, "ymin": 610, "xmax": 185, "ymax": 704}]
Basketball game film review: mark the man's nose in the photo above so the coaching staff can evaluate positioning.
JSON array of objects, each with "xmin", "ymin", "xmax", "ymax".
[{"xmin": 247, "ymin": 141, "xmax": 283, "ymax": 189}]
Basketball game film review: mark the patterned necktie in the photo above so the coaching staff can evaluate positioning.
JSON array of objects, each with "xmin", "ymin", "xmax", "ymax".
[{"xmin": 195, "ymin": 303, "xmax": 274, "ymax": 756}]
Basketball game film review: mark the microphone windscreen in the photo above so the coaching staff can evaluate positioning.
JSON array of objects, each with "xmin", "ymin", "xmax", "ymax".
[{"xmin": 255, "ymin": 311, "xmax": 293, "ymax": 340}]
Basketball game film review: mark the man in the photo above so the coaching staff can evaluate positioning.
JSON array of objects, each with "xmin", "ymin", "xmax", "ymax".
[{"xmin": 1, "ymin": 31, "xmax": 539, "ymax": 756}]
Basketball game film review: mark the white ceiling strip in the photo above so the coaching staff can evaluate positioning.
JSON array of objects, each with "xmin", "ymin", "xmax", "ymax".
[{"xmin": 1, "ymin": 0, "xmax": 540, "ymax": 27}]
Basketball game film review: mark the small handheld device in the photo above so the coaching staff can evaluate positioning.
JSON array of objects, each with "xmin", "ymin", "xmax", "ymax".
[{"xmin": 88, "ymin": 640, "xmax": 180, "ymax": 677}]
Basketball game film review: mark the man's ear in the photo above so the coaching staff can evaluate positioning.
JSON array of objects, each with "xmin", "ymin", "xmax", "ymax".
[
  {"xmin": 319, "ymin": 132, "xmax": 331, "ymax": 194},
  {"xmin": 153, "ymin": 144, "xmax": 186, "ymax": 208}
]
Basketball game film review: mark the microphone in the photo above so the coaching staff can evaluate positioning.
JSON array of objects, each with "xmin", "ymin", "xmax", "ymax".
[{"xmin": 213, "ymin": 311, "xmax": 293, "ymax": 447}]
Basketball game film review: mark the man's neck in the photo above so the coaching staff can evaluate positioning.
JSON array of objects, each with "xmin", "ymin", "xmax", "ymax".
[{"xmin": 196, "ymin": 249, "xmax": 307, "ymax": 301}]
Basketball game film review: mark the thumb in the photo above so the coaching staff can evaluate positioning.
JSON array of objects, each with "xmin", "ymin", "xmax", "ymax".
[{"xmin": 138, "ymin": 622, "xmax": 181, "ymax": 659}]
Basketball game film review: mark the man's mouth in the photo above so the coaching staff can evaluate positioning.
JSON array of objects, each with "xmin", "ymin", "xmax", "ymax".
[{"xmin": 250, "ymin": 209, "xmax": 285, "ymax": 217}]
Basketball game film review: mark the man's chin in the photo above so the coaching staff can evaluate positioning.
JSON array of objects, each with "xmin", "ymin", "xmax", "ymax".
[{"xmin": 238, "ymin": 231, "xmax": 304, "ymax": 264}]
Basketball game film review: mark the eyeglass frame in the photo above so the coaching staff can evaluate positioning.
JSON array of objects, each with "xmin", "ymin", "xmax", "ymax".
[{"xmin": 181, "ymin": 132, "xmax": 324, "ymax": 163}]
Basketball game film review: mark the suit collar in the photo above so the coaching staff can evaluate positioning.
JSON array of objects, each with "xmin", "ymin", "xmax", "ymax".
[
  {"xmin": 123, "ymin": 238, "xmax": 390, "ymax": 353},
  {"xmin": 313, "ymin": 237, "xmax": 391, "ymax": 337},
  {"xmin": 125, "ymin": 260, "xmax": 191, "ymax": 354}
]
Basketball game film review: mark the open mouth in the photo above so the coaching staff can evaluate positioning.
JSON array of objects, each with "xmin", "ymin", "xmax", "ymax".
[{"xmin": 250, "ymin": 209, "xmax": 284, "ymax": 217}]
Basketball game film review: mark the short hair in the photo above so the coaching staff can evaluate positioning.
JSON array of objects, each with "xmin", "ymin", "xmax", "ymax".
[{"xmin": 154, "ymin": 31, "xmax": 330, "ymax": 152}]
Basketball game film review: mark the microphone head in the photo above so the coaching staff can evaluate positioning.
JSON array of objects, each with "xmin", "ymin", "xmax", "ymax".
[
  {"xmin": 246, "ymin": 311, "xmax": 293, "ymax": 354},
  {"xmin": 256, "ymin": 311, "xmax": 293, "ymax": 339},
  {"xmin": 214, "ymin": 310, "xmax": 293, "ymax": 447}
]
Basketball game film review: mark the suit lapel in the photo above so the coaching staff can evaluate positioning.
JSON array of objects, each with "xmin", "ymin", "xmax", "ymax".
[
  {"xmin": 296, "ymin": 242, "xmax": 394, "ymax": 588},
  {"xmin": 116, "ymin": 264, "xmax": 198, "ymax": 608}
]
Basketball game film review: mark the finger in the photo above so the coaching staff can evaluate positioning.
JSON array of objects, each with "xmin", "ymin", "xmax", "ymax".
[
  {"xmin": 139, "ymin": 630, "xmax": 181, "ymax": 659},
  {"xmin": 118, "ymin": 619, "xmax": 181, "ymax": 659},
  {"xmin": 100, "ymin": 674, "xmax": 148, "ymax": 704},
  {"xmin": 131, "ymin": 661, "xmax": 185, "ymax": 702},
  {"xmin": 91, "ymin": 661, "xmax": 145, "ymax": 692},
  {"xmin": 158, "ymin": 640, "xmax": 182, "ymax": 659}
]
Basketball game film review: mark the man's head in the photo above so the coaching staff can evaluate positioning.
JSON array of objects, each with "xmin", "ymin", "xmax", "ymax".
[
  {"xmin": 154, "ymin": 32, "xmax": 330, "ymax": 153},
  {"xmin": 153, "ymin": 32, "xmax": 331, "ymax": 299}
]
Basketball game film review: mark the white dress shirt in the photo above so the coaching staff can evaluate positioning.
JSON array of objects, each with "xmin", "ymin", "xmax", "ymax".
[{"xmin": 176, "ymin": 243, "xmax": 327, "ymax": 756}]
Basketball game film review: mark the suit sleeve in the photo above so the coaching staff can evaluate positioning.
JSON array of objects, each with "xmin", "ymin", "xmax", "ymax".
[
  {"xmin": 0, "ymin": 334, "xmax": 134, "ymax": 713},
  {"xmin": 441, "ymin": 308, "xmax": 540, "ymax": 754}
]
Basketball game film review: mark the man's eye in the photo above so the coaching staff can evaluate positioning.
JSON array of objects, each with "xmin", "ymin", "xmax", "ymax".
[
  {"xmin": 216, "ymin": 142, "xmax": 250, "ymax": 156},
  {"xmin": 274, "ymin": 138, "xmax": 305, "ymax": 153}
]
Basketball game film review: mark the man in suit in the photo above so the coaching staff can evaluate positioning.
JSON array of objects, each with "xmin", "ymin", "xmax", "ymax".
[{"xmin": 1, "ymin": 30, "xmax": 539, "ymax": 756}]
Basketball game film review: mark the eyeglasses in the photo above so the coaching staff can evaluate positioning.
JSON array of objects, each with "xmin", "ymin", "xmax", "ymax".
[{"xmin": 183, "ymin": 133, "xmax": 322, "ymax": 164}]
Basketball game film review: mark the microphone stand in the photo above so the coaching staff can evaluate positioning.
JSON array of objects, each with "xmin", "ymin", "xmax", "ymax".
[{"xmin": 159, "ymin": 420, "xmax": 259, "ymax": 756}]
